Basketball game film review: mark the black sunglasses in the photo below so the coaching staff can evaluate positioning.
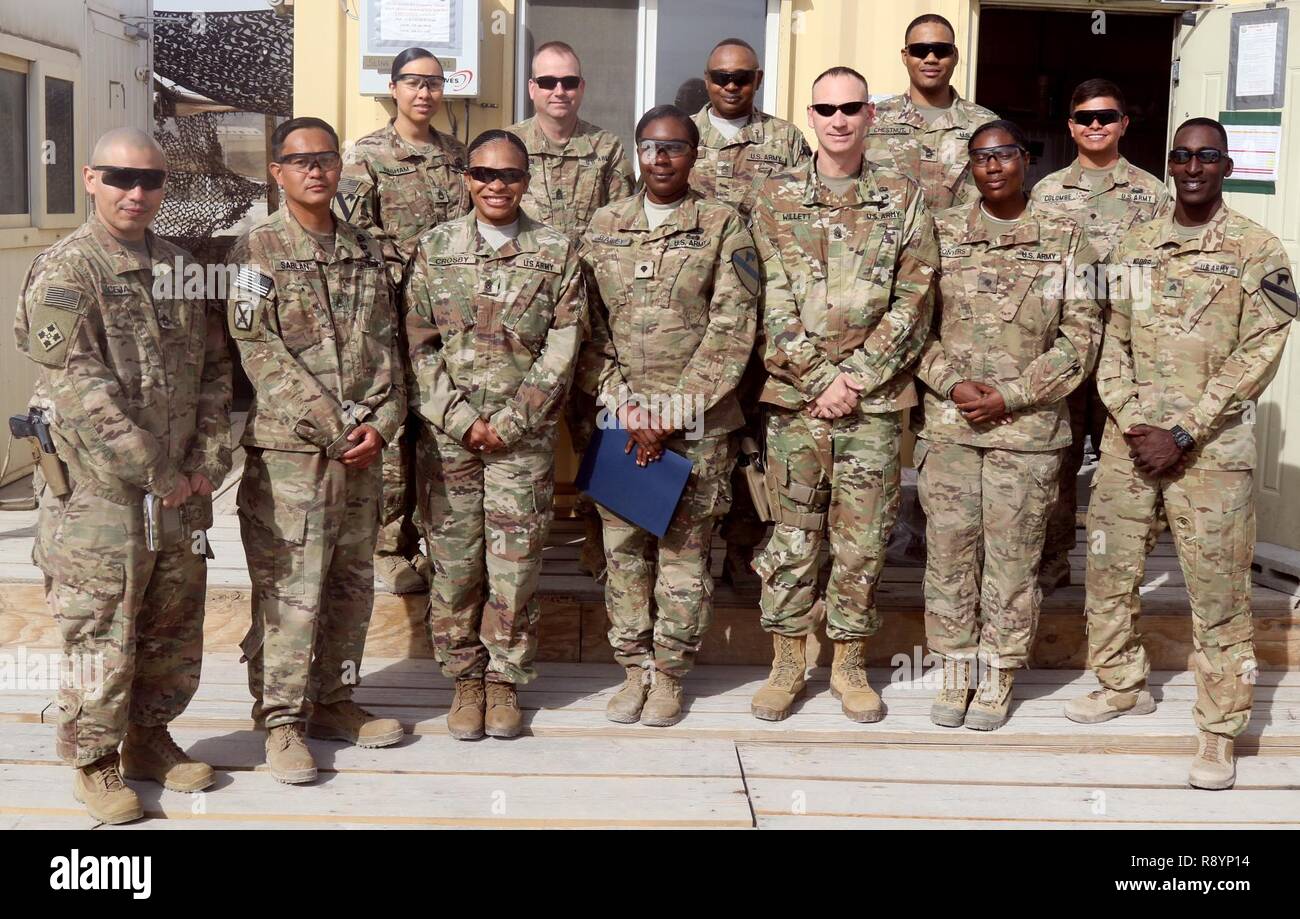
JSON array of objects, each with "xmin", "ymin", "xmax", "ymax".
[
  {"xmin": 91, "ymin": 166, "xmax": 167, "ymax": 191},
  {"xmin": 1071, "ymin": 108, "xmax": 1123, "ymax": 127},
  {"xmin": 1169, "ymin": 147, "xmax": 1225, "ymax": 165},
  {"xmin": 810, "ymin": 101, "xmax": 870, "ymax": 117},
  {"xmin": 707, "ymin": 69, "xmax": 758, "ymax": 88},
  {"xmin": 464, "ymin": 165, "xmax": 529, "ymax": 185},
  {"xmin": 395, "ymin": 73, "xmax": 446, "ymax": 92},
  {"xmin": 533, "ymin": 75, "xmax": 581, "ymax": 91},
  {"xmin": 905, "ymin": 42, "xmax": 957, "ymax": 60}
]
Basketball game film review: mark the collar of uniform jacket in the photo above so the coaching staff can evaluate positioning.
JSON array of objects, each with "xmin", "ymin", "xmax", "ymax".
[
  {"xmin": 518, "ymin": 116, "xmax": 598, "ymax": 158},
  {"xmin": 1060, "ymin": 155, "xmax": 1134, "ymax": 193},
  {"xmin": 612, "ymin": 188, "xmax": 705, "ymax": 238},
  {"xmin": 459, "ymin": 211, "xmax": 552, "ymax": 260},
  {"xmin": 1151, "ymin": 201, "xmax": 1232, "ymax": 254},
  {"xmin": 957, "ymin": 201, "xmax": 1043, "ymax": 248},
  {"xmin": 88, "ymin": 215, "xmax": 159, "ymax": 276},
  {"xmin": 695, "ymin": 104, "xmax": 769, "ymax": 149},
  {"xmin": 798, "ymin": 153, "xmax": 894, "ymax": 208},
  {"xmin": 886, "ymin": 87, "xmax": 979, "ymax": 131},
  {"xmin": 274, "ymin": 205, "xmax": 371, "ymax": 263},
  {"xmin": 382, "ymin": 119, "xmax": 456, "ymax": 163}
]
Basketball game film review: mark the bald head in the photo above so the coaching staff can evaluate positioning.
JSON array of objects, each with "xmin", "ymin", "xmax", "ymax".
[{"xmin": 91, "ymin": 127, "xmax": 166, "ymax": 169}]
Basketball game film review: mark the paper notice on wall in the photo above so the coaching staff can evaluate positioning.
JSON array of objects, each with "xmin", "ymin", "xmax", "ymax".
[
  {"xmin": 1235, "ymin": 21, "xmax": 1278, "ymax": 97},
  {"xmin": 381, "ymin": 0, "xmax": 452, "ymax": 45},
  {"xmin": 1225, "ymin": 122, "xmax": 1282, "ymax": 183}
]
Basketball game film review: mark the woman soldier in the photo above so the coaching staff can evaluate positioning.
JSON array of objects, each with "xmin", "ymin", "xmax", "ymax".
[
  {"xmin": 914, "ymin": 119, "xmax": 1101, "ymax": 731},
  {"xmin": 335, "ymin": 47, "xmax": 472, "ymax": 595},
  {"xmin": 402, "ymin": 130, "xmax": 586, "ymax": 740},
  {"xmin": 581, "ymin": 105, "xmax": 758, "ymax": 727}
]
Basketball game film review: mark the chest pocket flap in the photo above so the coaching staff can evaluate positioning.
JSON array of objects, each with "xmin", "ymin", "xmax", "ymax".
[
  {"xmin": 1182, "ymin": 276, "xmax": 1226, "ymax": 333},
  {"xmin": 999, "ymin": 263, "xmax": 1043, "ymax": 322}
]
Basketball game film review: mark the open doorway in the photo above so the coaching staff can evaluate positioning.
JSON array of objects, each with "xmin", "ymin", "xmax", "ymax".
[{"xmin": 975, "ymin": 6, "xmax": 1180, "ymax": 188}]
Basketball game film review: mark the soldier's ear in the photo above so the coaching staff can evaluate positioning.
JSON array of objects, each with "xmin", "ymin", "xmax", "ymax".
[{"xmin": 1222, "ymin": 155, "xmax": 1234, "ymax": 179}]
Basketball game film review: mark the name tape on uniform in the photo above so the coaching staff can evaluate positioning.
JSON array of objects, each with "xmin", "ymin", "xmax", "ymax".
[{"xmin": 590, "ymin": 234, "xmax": 632, "ymax": 246}]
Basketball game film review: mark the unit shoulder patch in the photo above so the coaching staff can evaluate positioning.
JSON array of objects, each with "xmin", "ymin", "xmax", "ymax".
[
  {"xmin": 1260, "ymin": 266, "xmax": 1298, "ymax": 320},
  {"xmin": 731, "ymin": 246, "xmax": 761, "ymax": 297}
]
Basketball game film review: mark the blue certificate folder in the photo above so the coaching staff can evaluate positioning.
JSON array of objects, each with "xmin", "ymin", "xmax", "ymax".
[{"xmin": 575, "ymin": 425, "xmax": 694, "ymax": 538}]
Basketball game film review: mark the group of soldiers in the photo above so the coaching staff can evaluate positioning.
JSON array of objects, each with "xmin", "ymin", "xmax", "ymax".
[{"xmin": 12, "ymin": 12, "xmax": 1296, "ymax": 825}]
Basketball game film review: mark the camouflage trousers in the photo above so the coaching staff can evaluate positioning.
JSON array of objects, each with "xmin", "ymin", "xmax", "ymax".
[
  {"xmin": 1086, "ymin": 453, "xmax": 1257, "ymax": 738},
  {"xmin": 374, "ymin": 418, "xmax": 422, "ymax": 559},
  {"xmin": 755, "ymin": 409, "xmax": 902, "ymax": 640},
  {"xmin": 418, "ymin": 425, "xmax": 555, "ymax": 685},
  {"xmin": 600, "ymin": 433, "xmax": 734, "ymax": 677},
  {"xmin": 1043, "ymin": 377, "xmax": 1106, "ymax": 564},
  {"xmin": 35, "ymin": 484, "xmax": 207, "ymax": 766},
  {"xmin": 916, "ymin": 440, "xmax": 1061, "ymax": 668},
  {"xmin": 238, "ymin": 448, "xmax": 381, "ymax": 728}
]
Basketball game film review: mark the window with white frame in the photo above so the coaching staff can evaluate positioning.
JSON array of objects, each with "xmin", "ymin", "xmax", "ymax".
[
  {"xmin": 0, "ymin": 43, "xmax": 82, "ymax": 230},
  {"xmin": 516, "ymin": 0, "xmax": 780, "ymax": 162}
]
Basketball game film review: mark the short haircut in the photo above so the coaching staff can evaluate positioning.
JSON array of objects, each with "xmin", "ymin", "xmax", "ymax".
[
  {"xmin": 812, "ymin": 66, "xmax": 868, "ymax": 97},
  {"xmin": 1070, "ymin": 78, "xmax": 1126, "ymax": 114},
  {"xmin": 635, "ymin": 104, "xmax": 700, "ymax": 148},
  {"xmin": 390, "ymin": 47, "xmax": 439, "ymax": 81},
  {"xmin": 467, "ymin": 129, "xmax": 530, "ymax": 167},
  {"xmin": 533, "ymin": 40, "xmax": 581, "ymax": 75},
  {"xmin": 969, "ymin": 118, "xmax": 1029, "ymax": 151},
  {"xmin": 709, "ymin": 37, "xmax": 758, "ymax": 60},
  {"xmin": 271, "ymin": 117, "xmax": 339, "ymax": 160},
  {"xmin": 1174, "ymin": 117, "xmax": 1229, "ymax": 151},
  {"xmin": 905, "ymin": 13, "xmax": 955, "ymax": 42}
]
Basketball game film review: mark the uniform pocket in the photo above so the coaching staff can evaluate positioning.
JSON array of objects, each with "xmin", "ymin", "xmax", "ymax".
[
  {"xmin": 45, "ymin": 545, "xmax": 127, "ymax": 647},
  {"xmin": 237, "ymin": 468, "xmax": 309, "ymax": 597}
]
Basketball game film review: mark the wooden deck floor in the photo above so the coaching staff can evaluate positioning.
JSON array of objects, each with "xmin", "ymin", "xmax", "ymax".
[{"xmin": 4, "ymin": 652, "xmax": 1300, "ymax": 829}]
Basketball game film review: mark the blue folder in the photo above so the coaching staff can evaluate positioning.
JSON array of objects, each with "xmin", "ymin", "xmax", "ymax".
[{"xmin": 575, "ymin": 424, "xmax": 694, "ymax": 538}]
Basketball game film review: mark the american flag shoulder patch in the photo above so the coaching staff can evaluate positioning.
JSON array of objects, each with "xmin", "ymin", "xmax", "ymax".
[
  {"xmin": 235, "ymin": 266, "xmax": 274, "ymax": 298},
  {"xmin": 42, "ymin": 286, "xmax": 83, "ymax": 312},
  {"xmin": 337, "ymin": 176, "xmax": 364, "ymax": 196}
]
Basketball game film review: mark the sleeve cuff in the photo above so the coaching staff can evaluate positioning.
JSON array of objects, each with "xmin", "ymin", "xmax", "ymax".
[
  {"xmin": 445, "ymin": 404, "xmax": 481, "ymax": 444},
  {"xmin": 325, "ymin": 422, "xmax": 361, "ymax": 460},
  {"xmin": 937, "ymin": 375, "xmax": 962, "ymax": 400},
  {"xmin": 995, "ymin": 382, "xmax": 1029, "ymax": 414},
  {"xmin": 490, "ymin": 409, "xmax": 524, "ymax": 448},
  {"xmin": 147, "ymin": 464, "xmax": 181, "ymax": 499},
  {"xmin": 799, "ymin": 360, "xmax": 843, "ymax": 403},
  {"xmin": 1174, "ymin": 414, "xmax": 1206, "ymax": 445}
]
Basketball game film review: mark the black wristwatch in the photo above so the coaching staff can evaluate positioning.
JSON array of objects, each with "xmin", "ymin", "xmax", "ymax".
[{"xmin": 1170, "ymin": 425, "xmax": 1196, "ymax": 451}]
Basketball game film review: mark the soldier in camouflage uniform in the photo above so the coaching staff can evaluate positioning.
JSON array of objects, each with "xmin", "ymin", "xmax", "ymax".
[
  {"xmin": 1030, "ymin": 79, "xmax": 1171, "ymax": 592},
  {"xmin": 507, "ymin": 41, "xmax": 635, "ymax": 584},
  {"xmin": 230, "ymin": 118, "xmax": 406, "ymax": 784},
  {"xmin": 864, "ymin": 14, "xmax": 998, "ymax": 213},
  {"xmin": 581, "ymin": 106, "xmax": 757, "ymax": 727},
  {"xmin": 403, "ymin": 130, "xmax": 586, "ymax": 741},
  {"xmin": 748, "ymin": 68, "xmax": 938, "ymax": 724},
  {"xmin": 914, "ymin": 120, "xmax": 1101, "ymax": 732},
  {"xmin": 334, "ymin": 49, "xmax": 471, "ymax": 595},
  {"xmin": 687, "ymin": 37, "xmax": 812, "ymax": 588},
  {"xmin": 14, "ymin": 128, "xmax": 231, "ymax": 824},
  {"xmin": 1065, "ymin": 119, "xmax": 1295, "ymax": 792}
]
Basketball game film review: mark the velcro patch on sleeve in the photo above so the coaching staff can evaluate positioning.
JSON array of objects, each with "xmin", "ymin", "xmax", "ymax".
[
  {"xmin": 26, "ymin": 305, "xmax": 80, "ymax": 367},
  {"xmin": 228, "ymin": 299, "xmax": 265, "ymax": 340},
  {"xmin": 1260, "ymin": 266, "xmax": 1298, "ymax": 319},
  {"xmin": 235, "ymin": 265, "xmax": 273, "ymax": 298},
  {"xmin": 41, "ymin": 286, "xmax": 84, "ymax": 312},
  {"xmin": 731, "ymin": 246, "xmax": 762, "ymax": 297}
]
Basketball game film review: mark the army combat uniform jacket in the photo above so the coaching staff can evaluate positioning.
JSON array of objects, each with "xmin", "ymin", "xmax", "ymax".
[
  {"xmin": 864, "ymin": 91, "xmax": 998, "ymax": 213},
  {"xmin": 1030, "ymin": 156, "xmax": 1170, "ymax": 263},
  {"xmin": 689, "ymin": 106, "xmax": 812, "ymax": 220}
]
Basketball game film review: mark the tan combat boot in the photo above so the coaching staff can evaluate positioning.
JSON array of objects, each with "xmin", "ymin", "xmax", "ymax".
[
  {"xmin": 641, "ymin": 670, "xmax": 685, "ymax": 727},
  {"xmin": 929, "ymin": 657, "xmax": 973, "ymax": 728},
  {"xmin": 73, "ymin": 753, "xmax": 144, "ymax": 825},
  {"xmin": 374, "ymin": 554, "xmax": 427, "ymax": 594},
  {"xmin": 1036, "ymin": 550, "xmax": 1072, "ymax": 594},
  {"xmin": 606, "ymin": 664, "xmax": 650, "ymax": 723},
  {"xmin": 265, "ymin": 722, "xmax": 317, "ymax": 784},
  {"xmin": 577, "ymin": 514, "xmax": 607, "ymax": 582},
  {"xmin": 830, "ymin": 640, "xmax": 884, "ymax": 723},
  {"xmin": 1188, "ymin": 731, "xmax": 1236, "ymax": 790},
  {"xmin": 965, "ymin": 665, "xmax": 1015, "ymax": 731},
  {"xmin": 447, "ymin": 677, "xmax": 486, "ymax": 740},
  {"xmin": 485, "ymin": 681, "xmax": 523, "ymax": 738},
  {"xmin": 1064, "ymin": 686, "xmax": 1157, "ymax": 724},
  {"xmin": 121, "ymin": 723, "xmax": 215, "ymax": 792},
  {"xmin": 309, "ymin": 699, "xmax": 403, "ymax": 748},
  {"xmin": 751, "ymin": 634, "xmax": 807, "ymax": 721}
]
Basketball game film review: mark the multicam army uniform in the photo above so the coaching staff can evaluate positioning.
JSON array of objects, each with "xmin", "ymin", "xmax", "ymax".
[
  {"xmin": 1030, "ymin": 157, "xmax": 1171, "ymax": 576},
  {"xmin": 228, "ymin": 208, "xmax": 405, "ymax": 729},
  {"xmin": 688, "ymin": 105, "xmax": 812, "ymax": 559},
  {"xmin": 864, "ymin": 91, "xmax": 998, "ymax": 212},
  {"xmin": 689, "ymin": 106, "xmax": 812, "ymax": 221},
  {"xmin": 581, "ymin": 190, "xmax": 758, "ymax": 675},
  {"xmin": 507, "ymin": 115, "xmax": 635, "ymax": 540},
  {"xmin": 913, "ymin": 201, "xmax": 1100, "ymax": 667},
  {"xmin": 750, "ymin": 156, "xmax": 938, "ymax": 640},
  {"xmin": 15, "ymin": 217, "xmax": 232, "ymax": 766},
  {"xmin": 1091, "ymin": 205, "xmax": 1295, "ymax": 737},
  {"xmin": 334, "ymin": 120, "xmax": 471, "ymax": 568},
  {"xmin": 403, "ymin": 213, "xmax": 585, "ymax": 684}
]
